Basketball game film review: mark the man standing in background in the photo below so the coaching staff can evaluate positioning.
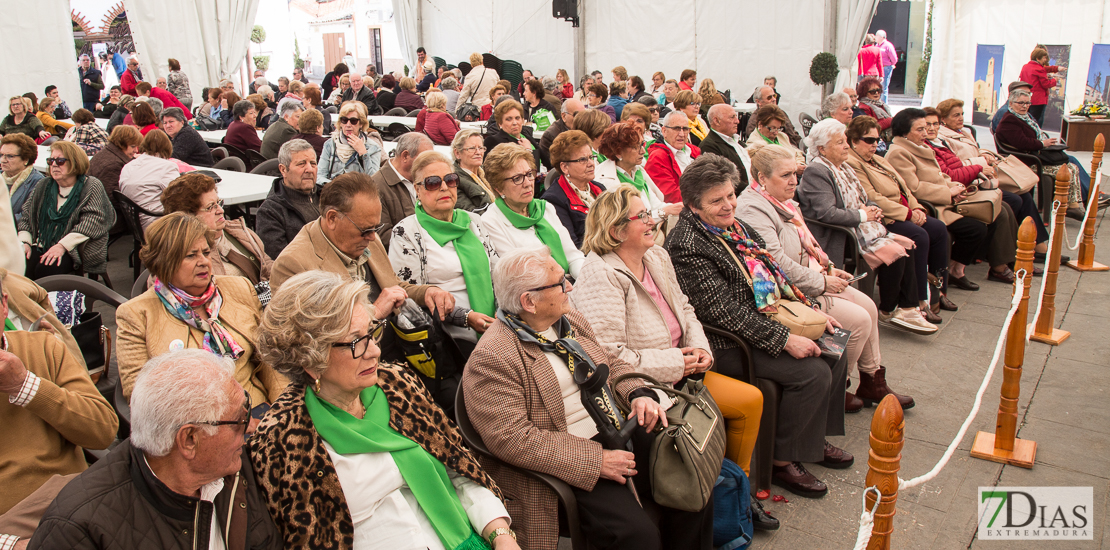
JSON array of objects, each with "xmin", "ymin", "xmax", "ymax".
[
  {"xmin": 77, "ymin": 55, "xmax": 104, "ymax": 112},
  {"xmin": 877, "ymin": 30, "xmax": 897, "ymax": 103}
]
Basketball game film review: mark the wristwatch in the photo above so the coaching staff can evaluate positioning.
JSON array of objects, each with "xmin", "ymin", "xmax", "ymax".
[{"xmin": 487, "ymin": 527, "xmax": 516, "ymax": 547}]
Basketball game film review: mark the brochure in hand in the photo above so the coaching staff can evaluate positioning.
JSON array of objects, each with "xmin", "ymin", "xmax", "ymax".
[{"xmin": 817, "ymin": 328, "xmax": 851, "ymax": 360}]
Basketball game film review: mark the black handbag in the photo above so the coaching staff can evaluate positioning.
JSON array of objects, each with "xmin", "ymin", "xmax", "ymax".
[
  {"xmin": 387, "ymin": 300, "xmax": 465, "ymax": 413},
  {"xmin": 1037, "ymin": 145, "xmax": 1069, "ymax": 165},
  {"xmin": 454, "ymin": 69, "xmax": 487, "ymax": 122},
  {"xmin": 69, "ymin": 311, "xmax": 110, "ymax": 377}
]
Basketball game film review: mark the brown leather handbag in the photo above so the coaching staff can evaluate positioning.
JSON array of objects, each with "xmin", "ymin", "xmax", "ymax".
[{"xmin": 955, "ymin": 187, "xmax": 1003, "ymax": 223}]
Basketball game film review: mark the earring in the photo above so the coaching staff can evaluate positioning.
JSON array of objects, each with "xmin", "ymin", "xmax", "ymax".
[{"xmin": 314, "ymin": 377, "xmax": 322, "ymax": 393}]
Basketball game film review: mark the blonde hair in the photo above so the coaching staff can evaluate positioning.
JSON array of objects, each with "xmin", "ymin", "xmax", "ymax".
[
  {"xmin": 572, "ymin": 109, "xmax": 610, "ymax": 141},
  {"xmin": 287, "ymin": 80, "xmax": 304, "ymax": 95},
  {"xmin": 338, "ymin": 101, "xmax": 369, "ymax": 132},
  {"xmin": 425, "ymin": 91, "xmax": 447, "ymax": 111},
  {"xmin": 673, "ymin": 90, "xmax": 700, "ymax": 111},
  {"xmin": 582, "ymin": 185, "xmax": 642, "ymax": 255},
  {"xmin": 410, "ymin": 150, "xmax": 452, "ymax": 182},
  {"xmin": 483, "ymin": 143, "xmax": 535, "ymax": 194},
  {"xmin": 48, "ymin": 141, "xmax": 90, "ymax": 177},
  {"xmin": 257, "ymin": 271, "xmax": 371, "ymax": 386},
  {"xmin": 749, "ymin": 144, "xmax": 797, "ymax": 182},
  {"xmin": 469, "ymin": 53, "xmax": 484, "ymax": 66},
  {"xmin": 399, "ymin": 77, "xmax": 417, "ymax": 91}
]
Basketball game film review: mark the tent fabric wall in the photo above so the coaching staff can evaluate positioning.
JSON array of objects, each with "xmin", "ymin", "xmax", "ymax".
[
  {"xmin": 832, "ymin": 0, "xmax": 882, "ymax": 95},
  {"xmin": 128, "ymin": 0, "xmax": 261, "ymax": 103},
  {"xmin": 922, "ymin": 0, "xmax": 1110, "ymax": 122},
  {"xmin": 0, "ymin": 0, "xmax": 80, "ymax": 112}
]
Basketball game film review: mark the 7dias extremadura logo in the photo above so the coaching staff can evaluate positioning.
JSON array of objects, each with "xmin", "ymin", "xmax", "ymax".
[{"xmin": 978, "ymin": 487, "xmax": 1093, "ymax": 540}]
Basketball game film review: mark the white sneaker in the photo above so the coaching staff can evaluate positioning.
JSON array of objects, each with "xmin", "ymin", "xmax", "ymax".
[{"xmin": 889, "ymin": 308, "xmax": 938, "ymax": 335}]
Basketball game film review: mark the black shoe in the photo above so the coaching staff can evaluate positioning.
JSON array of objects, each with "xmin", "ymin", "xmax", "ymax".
[
  {"xmin": 1066, "ymin": 207, "xmax": 1085, "ymax": 221},
  {"xmin": 1033, "ymin": 252, "xmax": 1071, "ymax": 263},
  {"xmin": 750, "ymin": 495, "xmax": 780, "ymax": 531},
  {"xmin": 950, "ymin": 275, "xmax": 980, "ymax": 291}
]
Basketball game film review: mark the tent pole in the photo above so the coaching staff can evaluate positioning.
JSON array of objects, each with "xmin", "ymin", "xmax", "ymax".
[{"xmin": 574, "ymin": 0, "xmax": 586, "ymax": 81}]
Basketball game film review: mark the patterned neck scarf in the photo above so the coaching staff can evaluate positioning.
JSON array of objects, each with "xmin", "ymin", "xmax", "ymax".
[
  {"xmin": 698, "ymin": 215, "xmax": 814, "ymax": 312},
  {"xmin": 1013, "ymin": 110, "xmax": 1047, "ymax": 140},
  {"xmin": 811, "ymin": 155, "xmax": 901, "ymax": 258},
  {"xmin": 859, "ymin": 97, "xmax": 891, "ymax": 119},
  {"xmin": 750, "ymin": 182, "xmax": 830, "ymax": 269},
  {"xmin": 153, "ymin": 277, "xmax": 244, "ymax": 359}
]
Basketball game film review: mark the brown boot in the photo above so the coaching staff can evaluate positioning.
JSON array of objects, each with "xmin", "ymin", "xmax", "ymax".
[
  {"xmin": 845, "ymin": 390, "xmax": 864, "ymax": 413},
  {"xmin": 855, "ymin": 367, "xmax": 915, "ymax": 410}
]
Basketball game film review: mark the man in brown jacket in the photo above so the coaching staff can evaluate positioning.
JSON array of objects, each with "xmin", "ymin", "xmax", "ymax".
[
  {"xmin": 270, "ymin": 172, "xmax": 454, "ymax": 319},
  {"xmin": 372, "ymin": 132, "xmax": 434, "ymax": 249}
]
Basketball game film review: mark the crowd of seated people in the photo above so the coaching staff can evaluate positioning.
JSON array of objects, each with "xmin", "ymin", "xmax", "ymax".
[{"xmin": 2, "ymin": 52, "xmax": 1102, "ymax": 550}]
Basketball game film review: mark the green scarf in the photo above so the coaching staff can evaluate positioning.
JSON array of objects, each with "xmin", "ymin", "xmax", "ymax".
[
  {"xmin": 414, "ymin": 207, "xmax": 495, "ymax": 316},
  {"xmin": 305, "ymin": 386, "xmax": 488, "ymax": 550},
  {"xmin": 592, "ymin": 149, "xmax": 607, "ymax": 164},
  {"xmin": 4, "ymin": 318, "xmax": 15, "ymax": 331},
  {"xmin": 36, "ymin": 176, "xmax": 86, "ymax": 249},
  {"xmin": 616, "ymin": 165, "xmax": 650, "ymax": 196},
  {"xmin": 494, "ymin": 198, "xmax": 569, "ymax": 271}
]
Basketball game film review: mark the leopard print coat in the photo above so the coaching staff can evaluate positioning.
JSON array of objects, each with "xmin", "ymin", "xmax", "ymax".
[{"xmin": 248, "ymin": 362, "xmax": 503, "ymax": 549}]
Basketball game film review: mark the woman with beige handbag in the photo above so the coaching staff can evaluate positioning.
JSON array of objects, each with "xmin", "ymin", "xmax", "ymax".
[
  {"xmin": 886, "ymin": 108, "xmax": 1018, "ymax": 288},
  {"xmin": 933, "ymin": 101, "xmax": 1055, "ymax": 262}
]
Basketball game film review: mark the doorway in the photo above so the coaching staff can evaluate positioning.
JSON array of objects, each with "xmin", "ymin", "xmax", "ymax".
[
  {"xmin": 867, "ymin": 1, "xmax": 910, "ymax": 95},
  {"xmin": 323, "ymin": 33, "xmax": 345, "ymax": 72}
]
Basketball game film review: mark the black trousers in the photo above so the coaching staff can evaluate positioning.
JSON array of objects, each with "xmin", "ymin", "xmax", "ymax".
[
  {"xmin": 888, "ymin": 216, "xmax": 950, "ymax": 298},
  {"xmin": 24, "ymin": 246, "xmax": 77, "ymax": 280},
  {"xmin": 1029, "ymin": 104, "xmax": 1047, "ymax": 126},
  {"xmin": 1001, "ymin": 189, "xmax": 1048, "ymax": 243},
  {"xmin": 572, "ymin": 429, "xmax": 714, "ymax": 550},
  {"xmin": 945, "ymin": 217, "xmax": 988, "ymax": 266},
  {"xmin": 875, "ymin": 254, "xmax": 918, "ymax": 311}
]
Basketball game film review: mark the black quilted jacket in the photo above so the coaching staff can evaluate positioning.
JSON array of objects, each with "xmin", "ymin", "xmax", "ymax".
[
  {"xmin": 663, "ymin": 209, "xmax": 791, "ymax": 356},
  {"xmin": 29, "ymin": 440, "xmax": 281, "ymax": 550}
]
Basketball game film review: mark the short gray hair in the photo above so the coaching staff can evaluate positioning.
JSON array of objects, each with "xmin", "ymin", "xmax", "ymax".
[
  {"xmin": 147, "ymin": 97, "xmax": 164, "ymax": 118},
  {"xmin": 441, "ymin": 76, "xmax": 458, "ymax": 90},
  {"xmin": 663, "ymin": 110, "xmax": 688, "ymax": 127},
  {"xmin": 493, "ymin": 247, "xmax": 554, "ymax": 315},
  {"xmin": 130, "ymin": 349, "xmax": 236, "ymax": 457},
  {"xmin": 232, "ymin": 99, "xmax": 255, "ymax": 119},
  {"xmin": 1008, "ymin": 88, "xmax": 1032, "ymax": 104},
  {"xmin": 395, "ymin": 132, "xmax": 434, "ymax": 158},
  {"xmin": 257, "ymin": 85, "xmax": 273, "ymax": 99},
  {"xmin": 161, "ymin": 107, "xmax": 186, "ymax": 123},
  {"xmin": 820, "ymin": 92, "xmax": 851, "ymax": 119},
  {"xmin": 278, "ymin": 138, "xmax": 315, "ymax": 167},
  {"xmin": 542, "ymin": 76, "xmax": 558, "ymax": 93},
  {"xmin": 679, "ymin": 154, "xmax": 738, "ymax": 208},
  {"xmin": 805, "ymin": 118, "xmax": 847, "ymax": 152},
  {"xmin": 253, "ymin": 76, "xmax": 268, "ymax": 88},
  {"xmin": 279, "ymin": 100, "xmax": 304, "ymax": 119},
  {"xmin": 451, "ymin": 128, "xmax": 483, "ymax": 156}
]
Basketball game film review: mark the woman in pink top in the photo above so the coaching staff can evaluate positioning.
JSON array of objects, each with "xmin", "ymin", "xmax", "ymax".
[
  {"xmin": 569, "ymin": 185, "xmax": 780, "ymax": 531},
  {"xmin": 857, "ymin": 34, "xmax": 884, "ymax": 81},
  {"xmin": 1018, "ymin": 46, "xmax": 1060, "ymax": 125}
]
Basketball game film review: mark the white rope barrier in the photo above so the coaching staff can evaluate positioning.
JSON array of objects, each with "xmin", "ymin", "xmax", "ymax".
[
  {"xmin": 1061, "ymin": 168, "xmax": 1102, "ymax": 251},
  {"xmin": 1028, "ymin": 200, "xmax": 1058, "ymax": 334},
  {"xmin": 851, "ymin": 487, "xmax": 882, "ymax": 550}
]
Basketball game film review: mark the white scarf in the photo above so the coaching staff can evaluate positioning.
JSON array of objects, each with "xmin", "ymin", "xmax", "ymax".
[{"xmin": 332, "ymin": 130, "xmax": 364, "ymax": 164}]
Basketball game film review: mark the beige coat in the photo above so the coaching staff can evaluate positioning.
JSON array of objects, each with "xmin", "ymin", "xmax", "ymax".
[
  {"xmin": 0, "ymin": 184, "xmax": 24, "ymax": 274},
  {"xmin": 938, "ymin": 126, "xmax": 994, "ymax": 165},
  {"xmin": 116, "ymin": 275, "xmax": 288, "ymax": 404},
  {"xmin": 458, "ymin": 66, "xmax": 500, "ymax": 108},
  {"xmin": 0, "ymin": 268, "xmax": 84, "ymax": 366},
  {"xmin": 570, "ymin": 247, "xmax": 711, "ymax": 384},
  {"xmin": 845, "ymin": 149, "xmax": 925, "ymax": 224},
  {"xmin": 734, "ymin": 187, "xmax": 827, "ymax": 297},
  {"xmin": 885, "ymin": 137, "xmax": 962, "ymax": 224}
]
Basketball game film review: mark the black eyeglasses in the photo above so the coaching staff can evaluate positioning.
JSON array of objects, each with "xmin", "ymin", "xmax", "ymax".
[
  {"xmin": 503, "ymin": 171, "xmax": 537, "ymax": 186},
  {"xmin": 332, "ymin": 318, "xmax": 388, "ymax": 359},
  {"xmin": 529, "ymin": 274, "xmax": 571, "ymax": 293},
  {"xmin": 45, "ymin": 157, "xmax": 69, "ymax": 166},
  {"xmin": 338, "ymin": 116, "xmax": 361, "ymax": 125},
  {"xmin": 859, "ymin": 137, "xmax": 880, "ymax": 145},
  {"xmin": 189, "ymin": 389, "xmax": 251, "ymax": 435},
  {"xmin": 562, "ymin": 156, "xmax": 593, "ymax": 167},
  {"xmin": 418, "ymin": 173, "xmax": 460, "ymax": 191},
  {"xmin": 337, "ymin": 211, "xmax": 385, "ymax": 238}
]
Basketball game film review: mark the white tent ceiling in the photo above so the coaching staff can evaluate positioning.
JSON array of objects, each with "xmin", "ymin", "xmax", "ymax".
[{"xmin": 0, "ymin": 0, "xmax": 81, "ymax": 110}]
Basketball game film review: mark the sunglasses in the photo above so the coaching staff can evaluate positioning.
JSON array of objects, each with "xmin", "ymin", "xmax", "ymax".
[
  {"xmin": 337, "ymin": 210, "xmax": 385, "ymax": 238},
  {"xmin": 338, "ymin": 116, "xmax": 361, "ymax": 125},
  {"xmin": 418, "ymin": 173, "xmax": 460, "ymax": 191},
  {"xmin": 867, "ymin": 89, "xmax": 881, "ymax": 95},
  {"xmin": 46, "ymin": 157, "xmax": 69, "ymax": 166},
  {"xmin": 859, "ymin": 137, "xmax": 880, "ymax": 145}
]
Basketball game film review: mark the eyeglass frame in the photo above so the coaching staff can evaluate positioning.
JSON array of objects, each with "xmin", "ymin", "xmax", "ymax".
[
  {"xmin": 663, "ymin": 125, "xmax": 690, "ymax": 133},
  {"xmin": 187, "ymin": 388, "xmax": 251, "ymax": 434},
  {"xmin": 626, "ymin": 210, "xmax": 657, "ymax": 224},
  {"xmin": 417, "ymin": 173, "xmax": 460, "ymax": 192},
  {"xmin": 867, "ymin": 88, "xmax": 882, "ymax": 95},
  {"xmin": 460, "ymin": 145, "xmax": 487, "ymax": 154},
  {"xmin": 335, "ymin": 210, "xmax": 386, "ymax": 238},
  {"xmin": 200, "ymin": 199, "xmax": 225, "ymax": 213},
  {"xmin": 331, "ymin": 318, "xmax": 388, "ymax": 359},
  {"xmin": 503, "ymin": 171, "xmax": 537, "ymax": 187},
  {"xmin": 858, "ymin": 136, "xmax": 880, "ymax": 145},
  {"xmin": 561, "ymin": 156, "xmax": 594, "ymax": 167},
  {"xmin": 45, "ymin": 157, "xmax": 69, "ymax": 166},
  {"xmin": 528, "ymin": 273, "xmax": 570, "ymax": 293}
]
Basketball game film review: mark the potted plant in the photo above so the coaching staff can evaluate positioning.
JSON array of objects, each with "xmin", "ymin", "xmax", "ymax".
[{"xmin": 810, "ymin": 52, "xmax": 839, "ymax": 98}]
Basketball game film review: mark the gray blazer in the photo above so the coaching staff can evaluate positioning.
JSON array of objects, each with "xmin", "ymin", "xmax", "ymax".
[{"xmin": 795, "ymin": 162, "xmax": 874, "ymax": 268}]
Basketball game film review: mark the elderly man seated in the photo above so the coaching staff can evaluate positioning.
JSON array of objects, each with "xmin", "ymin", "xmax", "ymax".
[
  {"xmin": 27, "ymin": 349, "xmax": 281, "ymax": 549},
  {"xmin": 744, "ymin": 85, "xmax": 801, "ymax": 147},
  {"xmin": 462, "ymin": 247, "xmax": 714, "ymax": 550},
  {"xmin": 255, "ymin": 139, "xmax": 321, "ymax": 259},
  {"xmin": 0, "ymin": 272, "xmax": 117, "ymax": 549},
  {"xmin": 645, "ymin": 111, "xmax": 701, "ymax": 203},
  {"xmin": 539, "ymin": 99, "xmax": 584, "ymax": 167},
  {"xmin": 260, "ymin": 101, "xmax": 304, "ymax": 160},
  {"xmin": 698, "ymin": 103, "xmax": 754, "ymax": 192},
  {"xmin": 269, "ymin": 171, "xmax": 454, "ymax": 319},
  {"xmin": 341, "ymin": 73, "xmax": 382, "ymax": 116}
]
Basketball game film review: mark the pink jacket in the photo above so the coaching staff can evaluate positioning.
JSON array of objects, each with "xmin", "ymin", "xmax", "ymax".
[{"xmin": 858, "ymin": 45, "xmax": 884, "ymax": 76}]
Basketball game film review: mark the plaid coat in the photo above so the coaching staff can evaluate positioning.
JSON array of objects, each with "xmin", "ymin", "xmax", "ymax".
[{"xmin": 461, "ymin": 309, "xmax": 647, "ymax": 550}]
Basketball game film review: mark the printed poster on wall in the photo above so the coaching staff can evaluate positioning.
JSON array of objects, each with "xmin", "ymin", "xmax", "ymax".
[
  {"xmin": 972, "ymin": 45, "xmax": 1005, "ymax": 127},
  {"xmin": 1085, "ymin": 44, "xmax": 1110, "ymax": 105},
  {"xmin": 1042, "ymin": 45, "xmax": 1071, "ymax": 132}
]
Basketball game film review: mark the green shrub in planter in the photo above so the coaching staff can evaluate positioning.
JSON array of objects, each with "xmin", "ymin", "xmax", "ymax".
[{"xmin": 810, "ymin": 52, "xmax": 839, "ymax": 86}]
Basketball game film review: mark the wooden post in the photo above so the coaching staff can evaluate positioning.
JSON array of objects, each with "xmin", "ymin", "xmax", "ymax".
[
  {"xmin": 1028, "ymin": 167, "xmax": 1072, "ymax": 345},
  {"xmin": 971, "ymin": 218, "xmax": 1038, "ymax": 468},
  {"xmin": 1066, "ymin": 133, "xmax": 1108, "ymax": 272},
  {"xmin": 865, "ymin": 395, "xmax": 903, "ymax": 550}
]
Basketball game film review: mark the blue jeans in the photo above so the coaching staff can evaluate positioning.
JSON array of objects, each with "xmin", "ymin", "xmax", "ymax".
[{"xmin": 881, "ymin": 69, "xmax": 894, "ymax": 104}]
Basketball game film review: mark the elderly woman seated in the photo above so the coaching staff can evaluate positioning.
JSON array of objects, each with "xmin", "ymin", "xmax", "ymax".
[
  {"xmin": 225, "ymin": 99, "xmax": 262, "ymax": 153},
  {"xmin": 926, "ymin": 104, "xmax": 1051, "ymax": 259},
  {"xmin": 318, "ymin": 101, "xmax": 383, "ymax": 184},
  {"xmin": 585, "ymin": 82, "xmax": 617, "ymax": 123},
  {"xmin": 571, "ymin": 186, "xmax": 778, "ymax": 531},
  {"xmin": 1, "ymin": 133, "xmax": 45, "ymax": 224},
  {"xmin": 250, "ymin": 271, "xmax": 519, "ymax": 549},
  {"xmin": 118, "ymin": 129, "xmax": 185, "ymax": 229},
  {"xmin": 845, "ymin": 116, "xmax": 958, "ymax": 316},
  {"xmin": 995, "ymin": 88, "xmax": 1100, "ymax": 219},
  {"xmin": 36, "ymin": 97, "xmax": 74, "ymax": 137},
  {"xmin": 394, "ymin": 77, "xmax": 426, "ymax": 112},
  {"xmin": 595, "ymin": 122, "xmax": 681, "ymax": 223},
  {"xmin": 389, "ymin": 151, "xmax": 498, "ymax": 347},
  {"xmin": 855, "ymin": 77, "xmax": 892, "ymax": 136},
  {"xmin": 746, "ymin": 105, "xmax": 806, "ymax": 174},
  {"xmin": 89, "ymin": 124, "xmax": 142, "ymax": 222},
  {"xmin": 291, "ymin": 107, "xmax": 328, "ymax": 159},
  {"xmin": 161, "ymin": 172, "xmax": 273, "ymax": 285},
  {"xmin": 886, "ymin": 108, "xmax": 1018, "ymax": 287},
  {"xmin": 673, "ymin": 90, "xmax": 708, "ymax": 146},
  {"xmin": 481, "ymin": 144, "xmax": 585, "ymax": 278},
  {"xmin": 462, "ymin": 247, "xmax": 711, "ymax": 550},
  {"xmin": 415, "ymin": 91, "xmax": 461, "ymax": 146},
  {"xmin": 452, "ymin": 128, "xmax": 496, "ymax": 213},
  {"xmin": 1, "ymin": 96, "xmax": 51, "ymax": 142},
  {"xmin": 483, "ymin": 99, "xmax": 542, "ymax": 173},
  {"xmin": 18, "ymin": 141, "xmax": 114, "ymax": 279},
  {"xmin": 64, "ymin": 108, "xmax": 110, "ymax": 156},
  {"xmin": 541, "ymin": 130, "xmax": 604, "ymax": 247},
  {"xmin": 116, "ymin": 212, "xmax": 287, "ymax": 405},
  {"xmin": 664, "ymin": 154, "xmax": 852, "ymax": 499},
  {"xmin": 820, "ymin": 92, "xmax": 854, "ymax": 125}
]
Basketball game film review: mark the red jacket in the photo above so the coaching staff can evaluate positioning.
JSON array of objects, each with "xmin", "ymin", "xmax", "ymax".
[
  {"xmin": 857, "ymin": 45, "xmax": 884, "ymax": 76},
  {"xmin": 645, "ymin": 141, "xmax": 701, "ymax": 203},
  {"xmin": 120, "ymin": 70, "xmax": 139, "ymax": 97},
  {"xmin": 415, "ymin": 109, "xmax": 460, "ymax": 145},
  {"xmin": 1018, "ymin": 61, "xmax": 1058, "ymax": 105},
  {"xmin": 857, "ymin": 103, "xmax": 892, "ymax": 130},
  {"xmin": 560, "ymin": 83, "xmax": 574, "ymax": 99},
  {"xmin": 150, "ymin": 87, "xmax": 193, "ymax": 119},
  {"xmin": 926, "ymin": 140, "xmax": 982, "ymax": 184}
]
